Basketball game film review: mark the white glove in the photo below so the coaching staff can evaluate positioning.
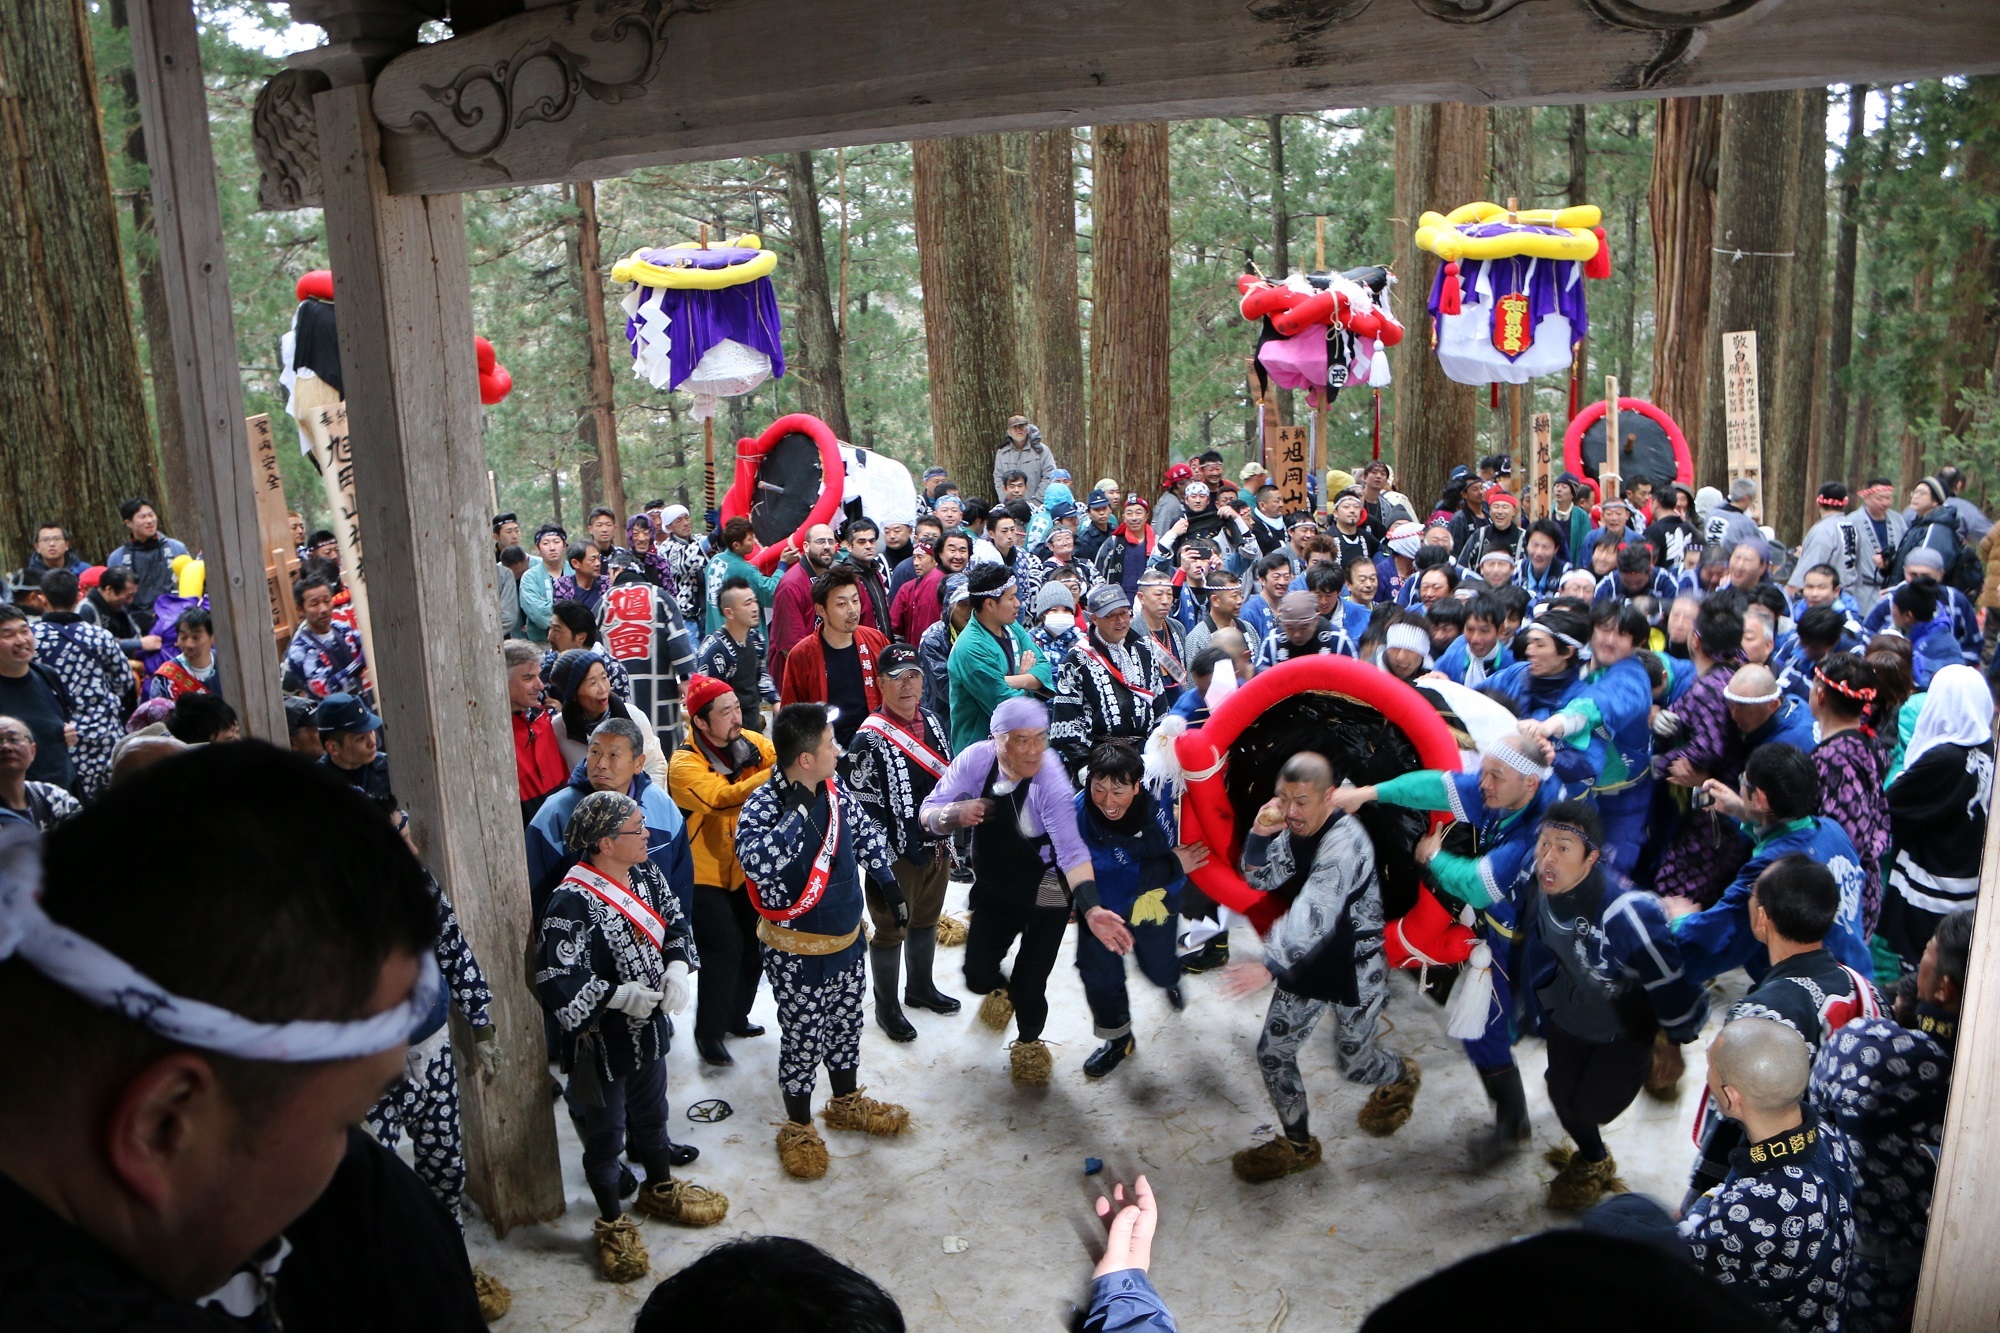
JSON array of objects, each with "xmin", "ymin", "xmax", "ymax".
[
  {"xmin": 470, "ymin": 1028, "xmax": 503, "ymax": 1081},
  {"xmin": 1651, "ymin": 708, "xmax": 1683, "ymax": 739},
  {"xmin": 607, "ymin": 981, "xmax": 665, "ymax": 1017},
  {"xmin": 660, "ymin": 960, "xmax": 693, "ymax": 1016}
]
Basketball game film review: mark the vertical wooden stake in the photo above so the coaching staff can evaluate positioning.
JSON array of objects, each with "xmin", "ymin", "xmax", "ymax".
[
  {"xmin": 1315, "ymin": 214, "xmax": 1326, "ymax": 272},
  {"xmin": 703, "ymin": 416, "xmax": 717, "ymax": 521},
  {"xmin": 1604, "ymin": 375, "xmax": 1622, "ymax": 499},
  {"xmin": 1507, "ymin": 382, "xmax": 1524, "ymax": 469},
  {"xmin": 1531, "ymin": 412, "xmax": 1553, "ymax": 519}
]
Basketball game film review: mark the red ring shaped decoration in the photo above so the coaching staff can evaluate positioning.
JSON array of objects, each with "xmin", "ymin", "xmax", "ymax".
[
  {"xmin": 720, "ymin": 413, "xmax": 848, "ymax": 575},
  {"xmin": 1561, "ymin": 397, "xmax": 1692, "ymax": 495},
  {"xmin": 1171, "ymin": 654, "xmax": 1462, "ymax": 934}
]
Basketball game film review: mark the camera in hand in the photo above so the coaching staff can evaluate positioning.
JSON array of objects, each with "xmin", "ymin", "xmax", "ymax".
[{"xmin": 1689, "ymin": 787, "xmax": 1715, "ymax": 811}]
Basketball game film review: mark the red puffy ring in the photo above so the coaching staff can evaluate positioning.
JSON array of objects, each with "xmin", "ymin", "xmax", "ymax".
[
  {"xmin": 719, "ymin": 413, "xmax": 847, "ymax": 575},
  {"xmin": 1562, "ymin": 397, "xmax": 1692, "ymax": 493},
  {"xmin": 1171, "ymin": 655, "xmax": 1462, "ymax": 934}
]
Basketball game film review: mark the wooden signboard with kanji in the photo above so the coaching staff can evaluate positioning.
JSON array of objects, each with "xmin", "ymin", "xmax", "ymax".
[
  {"xmin": 244, "ymin": 413, "xmax": 300, "ymax": 638},
  {"xmin": 1723, "ymin": 330, "xmax": 1763, "ymax": 488},
  {"xmin": 1271, "ymin": 425, "xmax": 1311, "ymax": 516}
]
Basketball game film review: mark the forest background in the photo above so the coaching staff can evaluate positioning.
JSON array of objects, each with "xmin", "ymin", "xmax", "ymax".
[{"xmin": 26, "ymin": 0, "xmax": 2000, "ymax": 564}]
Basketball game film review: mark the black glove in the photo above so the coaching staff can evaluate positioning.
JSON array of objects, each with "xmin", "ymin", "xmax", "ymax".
[
  {"xmin": 781, "ymin": 778, "xmax": 818, "ymax": 819},
  {"xmin": 873, "ymin": 876, "xmax": 910, "ymax": 928}
]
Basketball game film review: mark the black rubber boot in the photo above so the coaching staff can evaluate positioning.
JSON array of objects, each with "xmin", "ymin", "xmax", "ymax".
[
  {"xmin": 783, "ymin": 1091, "xmax": 814, "ymax": 1126},
  {"xmin": 903, "ymin": 931, "xmax": 961, "ymax": 1014},
  {"xmin": 871, "ymin": 945, "xmax": 918, "ymax": 1042},
  {"xmin": 1177, "ymin": 934, "xmax": 1230, "ymax": 974},
  {"xmin": 1083, "ymin": 1035, "xmax": 1136, "ymax": 1079},
  {"xmin": 1469, "ymin": 1065, "xmax": 1533, "ymax": 1169}
]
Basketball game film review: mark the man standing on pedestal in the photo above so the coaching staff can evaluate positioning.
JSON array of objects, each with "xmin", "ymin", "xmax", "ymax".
[{"xmin": 736, "ymin": 703, "xmax": 912, "ymax": 1180}]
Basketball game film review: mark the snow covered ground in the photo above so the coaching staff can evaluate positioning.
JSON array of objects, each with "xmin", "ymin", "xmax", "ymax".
[{"xmin": 462, "ymin": 884, "xmax": 1742, "ymax": 1332}]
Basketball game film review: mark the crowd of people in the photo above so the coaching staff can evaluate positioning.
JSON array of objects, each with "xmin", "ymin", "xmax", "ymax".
[{"xmin": 2, "ymin": 421, "xmax": 1994, "ymax": 1332}]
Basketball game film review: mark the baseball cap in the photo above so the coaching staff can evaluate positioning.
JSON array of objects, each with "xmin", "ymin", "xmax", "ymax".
[
  {"xmin": 1086, "ymin": 489, "xmax": 1112, "ymax": 510},
  {"xmin": 1007, "ymin": 415, "xmax": 1030, "ymax": 428},
  {"xmin": 315, "ymin": 692, "xmax": 381, "ymax": 735},
  {"xmin": 1086, "ymin": 584, "xmax": 1132, "ymax": 618},
  {"xmin": 1048, "ymin": 499, "xmax": 1078, "ymax": 522},
  {"xmin": 1241, "ymin": 462, "xmax": 1269, "ymax": 482},
  {"xmin": 878, "ymin": 642, "xmax": 923, "ymax": 677}
]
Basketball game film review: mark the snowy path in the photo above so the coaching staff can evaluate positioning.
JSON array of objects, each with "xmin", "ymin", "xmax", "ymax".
[{"xmin": 463, "ymin": 884, "xmax": 1738, "ymax": 1331}]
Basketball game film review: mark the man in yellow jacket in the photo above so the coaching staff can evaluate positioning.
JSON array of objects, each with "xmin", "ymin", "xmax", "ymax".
[{"xmin": 669, "ymin": 674, "xmax": 778, "ymax": 1066}]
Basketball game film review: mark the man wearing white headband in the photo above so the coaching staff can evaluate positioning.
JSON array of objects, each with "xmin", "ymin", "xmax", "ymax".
[
  {"xmin": 1333, "ymin": 732, "xmax": 1561, "ymax": 1167},
  {"xmin": 0, "ymin": 744, "xmax": 479, "ymax": 1327},
  {"xmin": 1721, "ymin": 664, "xmax": 1816, "ymax": 756}
]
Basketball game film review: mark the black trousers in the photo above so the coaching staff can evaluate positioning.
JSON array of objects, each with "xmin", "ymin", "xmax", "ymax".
[
  {"xmin": 1543, "ymin": 1022, "xmax": 1655, "ymax": 1162},
  {"xmin": 963, "ymin": 900, "xmax": 1070, "ymax": 1043},
  {"xmin": 691, "ymin": 884, "xmax": 763, "ymax": 1042}
]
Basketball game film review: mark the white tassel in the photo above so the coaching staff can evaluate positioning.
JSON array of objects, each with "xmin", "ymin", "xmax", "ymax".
[
  {"xmin": 1369, "ymin": 340, "xmax": 1392, "ymax": 387},
  {"xmin": 1205, "ymin": 657, "xmax": 1239, "ymax": 710},
  {"xmin": 1444, "ymin": 940, "xmax": 1495, "ymax": 1041},
  {"xmin": 1143, "ymin": 714, "xmax": 1188, "ymax": 800}
]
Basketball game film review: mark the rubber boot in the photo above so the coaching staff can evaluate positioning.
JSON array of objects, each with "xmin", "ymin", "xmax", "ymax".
[
  {"xmin": 1469, "ymin": 1065, "xmax": 1533, "ymax": 1169},
  {"xmin": 871, "ymin": 945, "xmax": 918, "ymax": 1041},
  {"xmin": 783, "ymin": 1091, "xmax": 814, "ymax": 1126},
  {"xmin": 903, "ymin": 931, "xmax": 961, "ymax": 1014}
]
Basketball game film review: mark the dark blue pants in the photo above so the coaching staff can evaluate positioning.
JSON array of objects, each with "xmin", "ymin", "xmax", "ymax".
[
  {"xmin": 568, "ymin": 1057, "xmax": 669, "ymax": 1220},
  {"xmin": 1075, "ymin": 913, "xmax": 1181, "ymax": 1040}
]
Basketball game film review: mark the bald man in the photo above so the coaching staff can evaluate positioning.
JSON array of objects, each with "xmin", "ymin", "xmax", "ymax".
[
  {"xmin": 1335, "ymin": 732, "xmax": 1561, "ymax": 1166},
  {"xmin": 1681, "ymin": 1019, "xmax": 1856, "ymax": 1331},
  {"xmin": 1589, "ymin": 1018, "xmax": 1855, "ymax": 1333},
  {"xmin": 1222, "ymin": 751, "xmax": 1419, "ymax": 1182},
  {"xmin": 767, "ymin": 523, "xmax": 842, "ymax": 679},
  {"xmin": 1722, "ymin": 663, "xmax": 1816, "ymax": 755}
]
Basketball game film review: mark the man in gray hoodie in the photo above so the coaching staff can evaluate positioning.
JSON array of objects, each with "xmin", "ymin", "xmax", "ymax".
[{"xmin": 993, "ymin": 415, "xmax": 1060, "ymax": 504}]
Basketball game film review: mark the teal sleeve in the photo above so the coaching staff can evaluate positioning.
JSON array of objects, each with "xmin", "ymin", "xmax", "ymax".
[
  {"xmin": 755, "ymin": 564, "xmax": 785, "ymax": 603},
  {"xmin": 1375, "ymin": 770, "xmax": 1450, "ymax": 812},
  {"xmin": 1427, "ymin": 850, "xmax": 1495, "ymax": 907},
  {"xmin": 1556, "ymin": 698, "xmax": 1603, "ymax": 749}
]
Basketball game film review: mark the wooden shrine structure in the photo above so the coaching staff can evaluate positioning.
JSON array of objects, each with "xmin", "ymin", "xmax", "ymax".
[{"xmin": 113, "ymin": 0, "xmax": 2000, "ymax": 1324}]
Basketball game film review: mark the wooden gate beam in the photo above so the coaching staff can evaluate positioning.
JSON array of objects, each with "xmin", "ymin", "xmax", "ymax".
[
  {"xmin": 314, "ymin": 80, "xmax": 564, "ymax": 1232},
  {"xmin": 125, "ymin": 0, "xmax": 288, "ymax": 742},
  {"xmin": 366, "ymin": 0, "xmax": 2000, "ymax": 196}
]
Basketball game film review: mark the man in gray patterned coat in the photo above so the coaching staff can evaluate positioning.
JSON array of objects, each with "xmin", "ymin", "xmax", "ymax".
[{"xmin": 1220, "ymin": 751, "xmax": 1421, "ymax": 1182}]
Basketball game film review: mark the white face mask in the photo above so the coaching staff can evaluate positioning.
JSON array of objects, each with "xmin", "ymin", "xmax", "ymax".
[{"xmin": 1043, "ymin": 611, "xmax": 1075, "ymax": 634}]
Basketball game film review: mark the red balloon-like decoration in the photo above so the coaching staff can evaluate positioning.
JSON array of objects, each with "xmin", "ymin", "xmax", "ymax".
[{"xmin": 295, "ymin": 269, "xmax": 335, "ymax": 302}]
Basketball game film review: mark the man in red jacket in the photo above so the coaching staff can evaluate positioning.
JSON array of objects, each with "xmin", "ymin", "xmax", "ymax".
[
  {"xmin": 508, "ymin": 639, "xmax": 567, "ymax": 824},
  {"xmin": 779, "ymin": 565, "xmax": 887, "ymax": 748},
  {"xmin": 767, "ymin": 524, "xmax": 841, "ymax": 681}
]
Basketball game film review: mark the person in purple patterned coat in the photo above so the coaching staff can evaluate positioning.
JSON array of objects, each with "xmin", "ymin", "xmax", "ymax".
[
  {"xmin": 1653, "ymin": 600, "xmax": 1748, "ymax": 904},
  {"xmin": 1808, "ymin": 653, "xmax": 1893, "ymax": 933}
]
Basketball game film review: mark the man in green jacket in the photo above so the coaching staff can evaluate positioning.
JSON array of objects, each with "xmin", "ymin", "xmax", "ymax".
[
  {"xmin": 703, "ymin": 516, "xmax": 796, "ymax": 633},
  {"xmin": 519, "ymin": 523, "xmax": 568, "ymax": 643},
  {"xmin": 947, "ymin": 562, "xmax": 1053, "ymax": 751}
]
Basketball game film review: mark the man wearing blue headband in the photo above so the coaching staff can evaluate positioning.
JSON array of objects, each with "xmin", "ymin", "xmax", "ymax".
[{"xmin": 0, "ymin": 743, "xmax": 480, "ymax": 1328}]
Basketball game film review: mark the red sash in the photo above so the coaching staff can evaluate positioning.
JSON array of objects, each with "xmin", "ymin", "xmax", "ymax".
[
  {"xmin": 857, "ymin": 712, "xmax": 948, "ymax": 779},
  {"xmin": 563, "ymin": 862, "xmax": 668, "ymax": 953},
  {"xmin": 153, "ymin": 658, "xmax": 211, "ymax": 699},
  {"xmin": 1078, "ymin": 641, "xmax": 1156, "ymax": 700},
  {"xmin": 748, "ymin": 783, "xmax": 843, "ymax": 923}
]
